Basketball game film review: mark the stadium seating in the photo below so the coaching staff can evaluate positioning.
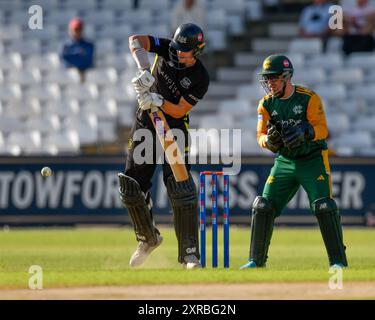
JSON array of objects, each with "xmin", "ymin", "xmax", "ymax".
[
  {"xmin": 0, "ymin": 115, "xmax": 24, "ymax": 133},
  {"xmin": 330, "ymin": 69, "xmax": 364, "ymax": 85},
  {"xmin": 293, "ymin": 68, "xmax": 326, "ymax": 87},
  {"xmin": 7, "ymin": 131, "xmax": 42, "ymax": 154},
  {"xmin": 0, "ymin": 54, "xmax": 22, "ymax": 70},
  {"xmin": 288, "ymin": 39, "xmax": 323, "ymax": 55},
  {"xmin": 269, "ymin": 23, "xmax": 299, "ymax": 37},
  {"xmin": 4, "ymin": 98, "xmax": 42, "ymax": 119},
  {"xmin": 44, "ymin": 130, "xmax": 81, "ymax": 154},
  {"xmin": 306, "ymin": 54, "xmax": 344, "ymax": 70},
  {"xmin": 346, "ymin": 52, "xmax": 375, "ymax": 69}
]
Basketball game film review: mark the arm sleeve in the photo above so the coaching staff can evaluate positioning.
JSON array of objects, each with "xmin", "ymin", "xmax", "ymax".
[
  {"xmin": 306, "ymin": 93, "xmax": 329, "ymax": 141},
  {"xmin": 148, "ymin": 36, "xmax": 171, "ymax": 58},
  {"xmin": 257, "ymin": 99, "xmax": 271, "ymax": 148}
]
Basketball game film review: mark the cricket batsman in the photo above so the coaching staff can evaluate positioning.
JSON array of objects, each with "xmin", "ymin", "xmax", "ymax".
[
  {"xmin": 241, "ymin": 54, "xmax": 348, "ymax": 269},
  {"xmin": 118, "ymin": 23, "xmax": 210, "ymax": 269}
]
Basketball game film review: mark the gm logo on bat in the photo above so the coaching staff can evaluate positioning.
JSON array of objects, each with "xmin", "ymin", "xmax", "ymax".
[
  {"xmin": 152, "ymin": 112, "xmax": 176, "ymax": 142},
  {"xmin": 152, "ymin": 114, "xmax": 166, "ymax": 136}
]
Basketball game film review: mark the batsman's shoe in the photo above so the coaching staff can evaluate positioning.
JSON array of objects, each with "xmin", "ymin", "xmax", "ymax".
[
  {"xmin": 240, "ymin": 260, "xmax": 258, "ymax": 269},
  {"xmin": 129, "ymin": 234, "xmax": 163, "ymax": 267},
  {"xmin": 183, "ymin": 255, "xmax": 201, "ymax": 269}
]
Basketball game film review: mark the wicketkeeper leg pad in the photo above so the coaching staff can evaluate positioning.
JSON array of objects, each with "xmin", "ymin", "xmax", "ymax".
[
  {"xmin": 166, "ymin": 173, "xmax": 199, "ymax": 263},
  {"xmin": 312, "ymin": 197, "xmax": 348, "ymax": 266},
  {"xmin": 118, "ymin": 173, "xmax": 158, "ymax": 246},
  {"xmin": 249, "ymin": 196, "xmax": 276, "ymax": 266}
]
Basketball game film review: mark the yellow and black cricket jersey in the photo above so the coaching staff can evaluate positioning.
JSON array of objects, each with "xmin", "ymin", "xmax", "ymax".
[
  {"xmin": 257, "ymin": 85, "xmax": 329, "ymax": 160},
  {"xmin": 143, "ymin": 35, "xmax": 210, "ymax": 128}
]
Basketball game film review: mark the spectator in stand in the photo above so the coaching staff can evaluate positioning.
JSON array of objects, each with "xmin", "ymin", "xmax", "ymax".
[
  {"xmin": 342, "ymin": 0, "xmax": 375, "ymax": 55},
  {"xmin": 171, "ymin": 0, "xmax": 206, "ymax": 33},
  {"xmin": 60, "ymin": 18, "xmax": 95, "ymax": 82},
  {"xmin": 299, "ymin": 0, "xmax": 333, "ymax": 50}
]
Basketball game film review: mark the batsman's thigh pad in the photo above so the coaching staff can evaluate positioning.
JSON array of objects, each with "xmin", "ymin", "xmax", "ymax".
[
  {"xmin": 312, "ymin": 197, "xmax": 348, "ymax": 266},
  {"xmin": 118, "ymin": 173, "xmax": 158, "ymax": 245},
  {"xmin": 165, "ymin": 173, "xmax": 199, "ymax": 263},
  {"xmin": 249, "ymin": 196, "xmax": 276, "ymax": 266}
]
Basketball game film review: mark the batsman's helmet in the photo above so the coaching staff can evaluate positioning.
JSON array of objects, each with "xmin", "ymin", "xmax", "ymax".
[{"xmin": 169, "ymin": 23, "xmax": 205, "ymax": 69}]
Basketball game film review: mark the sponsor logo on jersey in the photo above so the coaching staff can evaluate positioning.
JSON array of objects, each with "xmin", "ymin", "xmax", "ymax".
[
  {"xmin": 177, "ymin": 35, "xmax": 187, "ymax": 44},
  {"xmin": 317, "ymin": 175, "xmax": 325, "ymax": 181},
  {"xmin": 281, "ymin": 119, "xmax": 302, "ymax": 127},
  {"xmin": 180, "ymin": 77, "xmax": 192, "ymax": 89},
  {"xmin": 188, "ymin": 94, "xmax": 199, "ymax": 102},
  {"xmin": 293, "ymin": 105, "xmax": 303, "ymax": 114},
  {"xmin": 271, "ymin": 110, "xmax": 278, "ymax": 116},
  {"xmin": 258, "ymin": 114, "xmax": 263, "ymax": 121},
  {"xmin": 160, "ymin": 70, "xmax": 179, "ymax": 95}
]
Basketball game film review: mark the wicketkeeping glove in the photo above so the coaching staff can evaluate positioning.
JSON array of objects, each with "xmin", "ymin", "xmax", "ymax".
[
  {"xmin": 137, "ymin": 92, "xmax": 164, "ymax": 111},
  {"xmin": 282, "ymin": 121, "xmax": 315, "ymax": 149},
  {"xmin": 132, "ymin": 70, "xmax": 155, "ymax": 94},
  {"xmin": 265, "ymin": 120, "xmax": 284, "ymax": 153}
]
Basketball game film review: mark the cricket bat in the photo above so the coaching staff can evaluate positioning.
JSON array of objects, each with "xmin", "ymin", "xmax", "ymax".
[{"xmin": 148, "ymin": 107, "xmax": 189, "ymax": 182}]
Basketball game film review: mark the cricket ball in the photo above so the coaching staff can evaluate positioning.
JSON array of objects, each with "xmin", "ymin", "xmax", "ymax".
[{"xmin": 41, "ymin": 166, "xmax": 52, "ymax": 177}]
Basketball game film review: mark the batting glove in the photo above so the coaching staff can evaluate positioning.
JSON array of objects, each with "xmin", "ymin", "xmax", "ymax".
[
  {"xmin": 132, "ymin": 70, "xmax": 155, "ymax": 94},
  {"xmin": 137, "ymin": 92, "xmax": 164, "ymax": 111}
]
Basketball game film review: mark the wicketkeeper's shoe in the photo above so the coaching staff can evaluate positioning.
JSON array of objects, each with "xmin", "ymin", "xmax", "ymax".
[
  {"xmin": 183, "ymin": 255, "xmax": 201, "ymax": 269},
  {"xmin": 129, "ymin": 234, "xmax": 163, "ymax": 267},
  {"xmin": 240, "ymin": 259, "xmax": 258, "ymax": 269},
  {"xmin": 330, "ymin": 263, "xmax": 346, "ymax": 269}
]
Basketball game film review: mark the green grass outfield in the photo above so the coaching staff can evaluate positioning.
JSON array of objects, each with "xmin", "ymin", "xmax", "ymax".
[{"xmin": 0, "ymin": 227, "xmax": 374, "ymax": 288}]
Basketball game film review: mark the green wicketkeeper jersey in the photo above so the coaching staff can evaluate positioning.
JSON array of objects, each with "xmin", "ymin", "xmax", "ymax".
[{"xmin": 257, "ymin": 85, "xmax": 329, "ymax": 160}]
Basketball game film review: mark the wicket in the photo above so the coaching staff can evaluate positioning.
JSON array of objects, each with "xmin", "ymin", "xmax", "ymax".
[{"xmin": 199, "ymin": 171, "xmax": 230, "ymax": 268}]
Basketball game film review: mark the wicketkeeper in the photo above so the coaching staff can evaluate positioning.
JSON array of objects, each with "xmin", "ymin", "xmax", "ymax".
[
  {"xmin": 241, "ymin": 54, "xmax": 348, "ymax": 269},
  {"xmin": 118, "ymin": 23, "xmax": 210, "ymax": 269}
]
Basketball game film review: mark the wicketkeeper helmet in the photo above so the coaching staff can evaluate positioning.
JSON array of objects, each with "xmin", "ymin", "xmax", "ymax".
[
  {"xmin": 259, "ymin": 54, "xmax": 294, "ymax": 97},
  {"xmin": 258, "ymin": 54, "xmax": 294, "ymax": 77}
]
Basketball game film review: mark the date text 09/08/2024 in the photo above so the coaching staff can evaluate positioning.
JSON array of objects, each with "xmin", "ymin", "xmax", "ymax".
[{"xmin": 138, "ymin": 304, "xmax": 236, "ymax": 317}]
